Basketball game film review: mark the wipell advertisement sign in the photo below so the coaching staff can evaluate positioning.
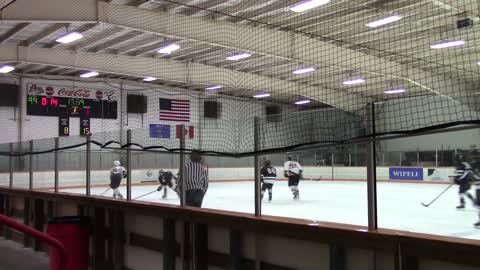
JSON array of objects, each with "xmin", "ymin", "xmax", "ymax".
[{"xmin": 389, "ymin": 167, "xmax": 423, "ymax": 181}]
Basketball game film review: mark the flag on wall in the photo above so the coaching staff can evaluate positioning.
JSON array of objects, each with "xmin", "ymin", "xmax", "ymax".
[
  {"xmin": 149, "ymin": 124, "xmax": 171, "ymax": 138},
  {"xmin": 159, "ymin": 98, "xmax": 190, "ymax": 122},
  {"xmin": 176, "ymin": 125, "xmax": 194, "ymax": 139}
]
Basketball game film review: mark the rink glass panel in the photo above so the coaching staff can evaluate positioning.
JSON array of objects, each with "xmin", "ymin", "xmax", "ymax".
[
  {"xmin": 32, "ymin": 137, "xmax": 55, "ymax": 191},
  {"xmin": 131, "ymin": 150, "xmax": 179, "ymax": 205},
  {"xmin": 58, "ymin": 136, "xmax": 87, "ymax": 195},
  {"xmin": 11, "ymin": 141, "xmax": 30, "ymax": 189},
  {"xmin": 200, "ymin": 155, "xmax": 254, "ymax": 214},
  {"xmin": 376, "ymin": 128, "xmax": 480, "ymax": 240},
  {"xmin": 0, "ymin": 143, "xmax": 10, "ymax": 187},
  {"xmin": 90, "ymin": 146, "xmax": 123, "ymax": 199},
  {"xmin": 260, "ymin": 146, "xmax": 368, "ymax": 226}
]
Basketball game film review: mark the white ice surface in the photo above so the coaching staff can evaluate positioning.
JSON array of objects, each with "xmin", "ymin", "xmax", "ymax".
[{"xmin": 61, "ymin": 181, "xmax": 480, "ymax": 240}]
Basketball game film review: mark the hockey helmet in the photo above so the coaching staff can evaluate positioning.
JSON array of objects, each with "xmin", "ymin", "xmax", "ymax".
[
  {"xmin": 264, "ymin": 160, "xmax": 271, "ymax": 166},
  {"xmin": 113, "ymin": 160, "xmax": 121, "ymax": 166}
]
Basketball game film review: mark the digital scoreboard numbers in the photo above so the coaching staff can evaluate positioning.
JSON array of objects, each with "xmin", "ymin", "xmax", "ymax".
[
  {"xmin": 80, "ymin": 108, "xmax": 91, "ymax": 137},
  {"xmin": 26, "ymin": 95, "xmax": 117, "ymax": 119},
  {"xmin": 59, "ymin": 114, "xmax": 70, "ymax": 137}
]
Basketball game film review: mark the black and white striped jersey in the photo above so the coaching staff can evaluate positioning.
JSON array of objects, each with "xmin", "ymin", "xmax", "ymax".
[{"xmin": 179, "ymin": 161, "xmax": 208, "ymax": 192}]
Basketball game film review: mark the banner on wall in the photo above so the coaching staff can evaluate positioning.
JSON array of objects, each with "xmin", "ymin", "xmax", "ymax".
[
  {"xmin": 176, "ymin": 125, "xmax": 194, "ymax": 139},
  {"xmin": 27, "ymin": 83, "xmax": 117, "ymax": 101},
  {"xmin": 425, "ymin": 168, "xmax": 452, "ymax": 181},
  {"xmin": 149, "ymin": 124, "xmax": 171, "ymax": 138},
  {"xmin": 389, "ymin": 167, "xmax": 423, "ymax": 181}
]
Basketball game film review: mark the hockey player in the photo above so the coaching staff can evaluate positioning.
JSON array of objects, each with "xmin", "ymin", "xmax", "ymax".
[
  {"xmin": 110, "ymin": 160, "xmax": 127, "ymax": 199},
  {"xmin": 453, "ymin": 154, "xmax": 474, "ymax": 210},
  {"xmin": 260, "ymin": 160, "xmax": 276, "ymax": 202},
  {"xmin": 157, "ymin": 170, "xmax": 178, "ymax": 199},
  {"xmin": 474, "ymin": 180, "xmax": 480, "ymax": 228},
  {"xmin": 284, "ymin": 156, "xmax": 303, "ymax": 200}
]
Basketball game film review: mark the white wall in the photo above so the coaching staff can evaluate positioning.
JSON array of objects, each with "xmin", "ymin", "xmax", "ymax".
[{"xmin": 0, "ymin": 76, "xmax": 289, "ymax": 154}]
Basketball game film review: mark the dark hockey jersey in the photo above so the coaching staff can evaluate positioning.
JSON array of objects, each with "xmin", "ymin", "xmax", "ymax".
[
  {"xmin": 260, "ymin": 166, "xmax": 277, "ymax": 184},
  {"xmin": 454, "ymin": 162, "xmax": 472, "ymax": 184},
  {"xmin": 159, "ymin": 171, "xmax": 174, "ymax": 185}
]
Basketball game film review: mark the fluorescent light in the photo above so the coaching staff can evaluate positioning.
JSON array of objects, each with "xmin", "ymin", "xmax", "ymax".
[
  {"xmin": 478, "ymin": 62, "xmax": 480, "ymax": 65},
  {"xmin": 80, "ymin": 71, "xmax": 99, "ymax": 78},
  {"xmin": 343, "ymin": 78, "xmax": 366, "ymax": 85},
  {"xmin": 430, "ymin": 40, "xmax": 465, "ymax": 49},
  {"xmin": 366, "ymin": 15, "xmax": 402, "ymax": 28},
  {"xmin": 253, "ymin": 92, "xmax": 271, "ymax": 98},
  {"xmin": 143, "ymin": 77, "xmax": 157, "ymax": 82},
  {"xmin": 0, "ymin": 65, "xmax": 15, "ymax": 73},
  {"xmin": 226, "ymin": 52, "xmax": 251, "ymax": 61},
  {"xmin": 56, "ymin": 32, "xmax": 83, "ymax": 44},
  {"xmin": 384, "ymin": 88, "xmax": 406, "ymax": 94},
  {"xmin": 157, "ymin": 43, "xmax": 180, "ymax": 54},
  {"xmin": 293, "ymin": 67, "xmax": 316, "ymax": 75},
  {"xmin": 295, "ymin": 99, "xmax": 311, "ymax": 105},
  {"xmin": 206, "ymin": 85, "xmax": 223, "ymax": 90},
  {"xmin": 289, "ymin": 0, "xmax": 331, "ymax": 12}
]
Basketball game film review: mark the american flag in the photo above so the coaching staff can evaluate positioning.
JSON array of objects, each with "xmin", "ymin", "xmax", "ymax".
[{"xmin": 159, "ymin": 98, "xmax": 190, "ymax": 122}]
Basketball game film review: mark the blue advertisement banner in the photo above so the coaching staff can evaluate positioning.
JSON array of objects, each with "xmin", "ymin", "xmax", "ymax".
[{"xmin": 389, "ymin": 167, "xmax": 423, "ymax": 181}]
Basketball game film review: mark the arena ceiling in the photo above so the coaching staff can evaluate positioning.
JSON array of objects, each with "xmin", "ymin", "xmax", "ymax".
[{"xmin": 0, "ymin": 0, "xmax": 478, "ymax": 110}]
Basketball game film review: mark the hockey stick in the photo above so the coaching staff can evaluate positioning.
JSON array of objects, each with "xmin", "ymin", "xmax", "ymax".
[
  {"xmin": 133, "ymin": 189, "xmax": 158, "ymax": 200},
  {"xmin": 99, "ymin": 187, "xmax": 111, "ymax": 196},
  {"xmin": 421, "ymin": 183, "xmax": 455, "ymax": 207}
]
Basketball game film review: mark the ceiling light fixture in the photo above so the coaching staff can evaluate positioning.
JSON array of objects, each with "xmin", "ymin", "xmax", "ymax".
[
  {"xmin": 253, "ymin": 92, "xmax": 271, "ymax": 98},
  {"xmin": 206, "ymin": 85, "xmax": 223, "ymax": 90},
  {"xmin": 343, "ymin": 78, "xmax": 366, "ymax": 85},
  {"xmin": 157, "ymin": 43, "xmax": 181, "ymax": 54},
  {"xmin": 289, "ymin": 0, "xmax": 331, "ymax": 12},
  {"xmin": 430, "ymin": 40, "xmax": 465, "ymax": 49},
  {"xmin": 143, "ymin": 77, "xmax": 157, "ymax": 82},
  {"xmin": 80, "ymin": 71, "xmax": 99, "ymax": 78},
  {"xmin": 226, "ymin": 52, "xmax": 252, "ymax": 61},
  {"xmin": 384, "ymin": 88, "xmax": 406, "ymax": 94},
  {"xmin": 366, "ymin": 15, "xmax": 402, "ymax": 28},
  {"xmin": 0, "ymin": 65, "xmax": 15, "ymax": 73},
  {"xmin": 56, "ymin": 32, "xmax": 83, "ymax": 44},
  {"xmin": 295, "ymin": 99, "xmax": 311, "ymax": 105},
  {"xmin": 293, "ymin": 67, "xmax": 316, "ymax": 75}
]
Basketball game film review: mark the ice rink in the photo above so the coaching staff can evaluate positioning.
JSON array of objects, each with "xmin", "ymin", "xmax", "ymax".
[{"xmin": 62, "ymin": 180, "xmax": 480, "ymax": 240}]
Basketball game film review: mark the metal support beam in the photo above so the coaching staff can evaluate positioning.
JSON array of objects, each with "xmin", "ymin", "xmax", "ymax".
[
  {"xmin": 86, "ymin": 135, "xmax": 91, "ymax": 196},
  {"xmin": 0, "ymin": 45, "xmax": 366, "ymax": 111},
  {"xmin": 0, "ymin": 23, "xmax": 30, "ymax": 43},
  {"xmin": 9, "ymin": 143, "xmax": 13, "ymax": 188},
  {"xmin": 29, "ymin": 140, "xmax": 33, "ymax": 190},
  {"xmin": 179, "ymin": 125, "xmax": 186, "ymax": 207},
  {"xmin": 54, "ymin": 137, "xmax": 59, "ymax": 192},
  {"xmin": 1, "ymin": 0, "xmax": 469, "ymax": 104},
  {"xmin": 367, "ymin": 104, "xmax": 377, "ymax": 231},
  {"xmin": 126, "ymin": 129, "xmax": 132, "ymax": 201},
  {"xmin": 254, "ymin": 117, "xmax": 261, "ymax": 217}
]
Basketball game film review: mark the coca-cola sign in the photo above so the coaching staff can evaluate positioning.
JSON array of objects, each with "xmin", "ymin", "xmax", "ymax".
[{"xmin": 27, "ymin": 83, "xmax": 116, "ymax": 101}]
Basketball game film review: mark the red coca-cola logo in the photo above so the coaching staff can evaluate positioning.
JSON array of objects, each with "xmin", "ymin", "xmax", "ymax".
[
  {"xmin": 57, "ymin": 88, "xmax": 91, "ymax": 98},
  {"xmin": 46, "ymin": 86, "xmax": 54, "ymax": 96},
  {"xmin": 95, "ymin": 90, "xmax": 103, "ymax": 100}
]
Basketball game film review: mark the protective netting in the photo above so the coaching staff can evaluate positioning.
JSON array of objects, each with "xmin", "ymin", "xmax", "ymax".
[{"xmin": 0, "ymin": 0, "xmax": 478, "ymax": 156}]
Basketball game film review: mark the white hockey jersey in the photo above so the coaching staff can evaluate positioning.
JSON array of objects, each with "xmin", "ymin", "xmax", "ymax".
[{"xmin": 284, "ymin": 161, "xmax": 302, "ymax": 175}]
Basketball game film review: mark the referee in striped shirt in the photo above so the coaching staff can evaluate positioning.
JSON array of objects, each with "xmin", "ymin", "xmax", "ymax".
[{"xmin": 178, "ymin": 150, "xmax": 209, "ymax": 207}]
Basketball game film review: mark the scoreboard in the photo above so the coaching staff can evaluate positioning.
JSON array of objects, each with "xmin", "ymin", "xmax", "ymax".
[
  {"xmin": 26, "ymin": 95, "xmax": 117, "ymax": 119},
  {"xmin": 25, "ymin": 83, "xmax": 118, "ymax": 137}
]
